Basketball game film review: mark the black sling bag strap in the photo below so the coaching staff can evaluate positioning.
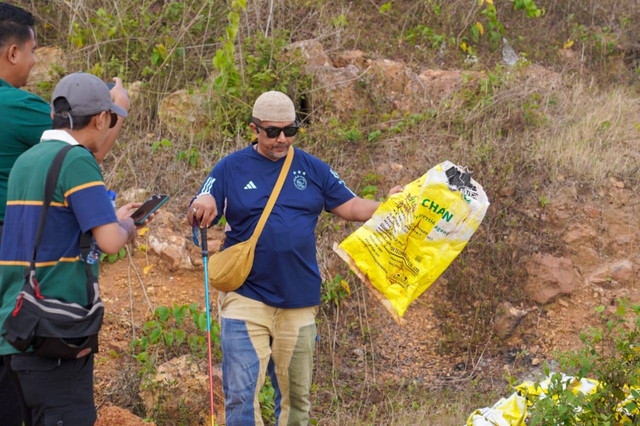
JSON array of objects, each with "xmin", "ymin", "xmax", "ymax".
[{"xmin": 2, "ymin": 144, "xmax": 105, "ymax": 359}]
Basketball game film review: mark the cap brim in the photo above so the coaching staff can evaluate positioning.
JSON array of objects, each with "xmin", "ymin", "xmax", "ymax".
[{"xmin": 110, "ymin": 103, "xmax": 128, "ymax": 117}]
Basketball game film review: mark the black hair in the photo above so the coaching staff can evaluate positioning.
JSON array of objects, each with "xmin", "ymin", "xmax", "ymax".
[
  {"xmin": 52, "ymin": 98, "xmax": 95, "ymax": 131},
  {"xmin": 0, "ymin": 3, "xmax": 36, "ymax": 49}
]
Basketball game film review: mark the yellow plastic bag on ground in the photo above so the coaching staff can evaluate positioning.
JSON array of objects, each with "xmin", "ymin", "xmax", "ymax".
[
  {"xmin": 335, "ymin": 161, "xmax": 489, "ymax": 322},
  {"xmin": 469, "ymin": 374, "xmax": 639, "ymax": 424},
  {"xmin": 466, "ymin": 392, "xmax": 527, "ymax": 426}
]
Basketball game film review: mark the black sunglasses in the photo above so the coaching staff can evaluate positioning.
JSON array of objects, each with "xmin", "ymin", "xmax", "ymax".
[
  {"xmin": 108, "ymin": 111, "xmax": 118, "ymax": 128},
  {"xmin": 254, "ymin": 121, "xmax": 299, "ymax": 138}
]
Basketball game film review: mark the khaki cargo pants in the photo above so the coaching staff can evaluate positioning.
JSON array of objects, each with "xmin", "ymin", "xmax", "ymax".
[{"xmin": 219, "ymin": 291, "xmax": 317, "ymax": 426}]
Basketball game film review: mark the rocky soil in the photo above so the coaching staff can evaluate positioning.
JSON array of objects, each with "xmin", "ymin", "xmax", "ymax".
[{"xmin": 91, "ymin": 176, "xmax": 639, "ymax": 423}]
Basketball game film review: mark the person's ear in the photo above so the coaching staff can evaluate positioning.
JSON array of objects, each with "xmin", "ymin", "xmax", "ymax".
[
  {"xmin": 6, "ymin": 44, "xmax": 19, "ymax": 65},
  {"xmin": 250, "ymin": 122, "xmax": 259, "ymax": 138},
  {"xmin": 93, "ymin": 111, "xmax": 109, "ymax": 131}
]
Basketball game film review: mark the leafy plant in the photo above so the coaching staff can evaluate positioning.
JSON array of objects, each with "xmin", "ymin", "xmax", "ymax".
[
  {"xmin": 130, "ymin": 303, "xmax": 221, "ymax": 378},
  {"xmin": 151, "ymin": 138, "xmax": 173, "ymax": 155},
  {"xmin": 321, "ymin": 274, "xmax": 350, "ymax": 307},
  {"xmin": 404, "ymin": 25, "xmax": 446, "ymax": 48},
  {"xmin": 367, "ymin": 129, "xmax": 382, "ymax": 143},
  {"xmin": 342, "ymin": 128, "xmax": 363, "ymax": 142},
  {"xmin": 176, "ymin": 147, "xmax": 200, "ymax": 168},
  {"xmin": 359, "ymin": 184, "xmax": 378, "ymax": 199},
  {"xmin": 331, "ymin": 14, "xmax": 348, "ymax": 28},
  {"xmin": 259, "ymin": 377, "xmax": 276, "ymax": 424},
  {"xmin": 378, "ymin": 2, "xmax": 392, "ymax": 14},
  {"xmin": 529, "ymin": 300, "xmax": 640, "ymax": 424},
  {"xmin": 212, "ymin": 0, "xmax": 246, "ymax": 91},
  {"xmin": 209, "ymin": 29, "xmax": 310, "ymax": 136},
  {"xmin": 512, "ymin": 0, "xmax": 544, "ymax": 18},
  {"xmin": 100, "ymin": 247, "xmax": 126, "ymax": 264}
]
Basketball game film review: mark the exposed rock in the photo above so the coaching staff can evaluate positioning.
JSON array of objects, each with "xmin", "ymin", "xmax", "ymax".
[
  {"xmin": 409, "ymin": 70, "xmax": 464, "ymax": 100},
  {"xmin": 582, "ymin": 205, "xmax": 600, "ymax": 218},
  {"xmin": 96, "ymin": 404, "xmax": 152, "ymax": 426},
  {"xmin": 587, "ymin": 259, "xmax": 634, "ymax": 286},
  {"xmin": 120, "ymin": 188, "xmax": 149, "ymax": 204},
  {"xmin": 126, "ymin": 80, "xmax": 144, "ymax": 107},
  {"xmin": 311, "ymin": 65, "xmax": 367, "ymax": 116},
  {"xmin": 398, "ymin": 69, "xmax": 482, "ymax": 111},
  {"xmin": 140, "ymin": 355, "xmax": 224, "ymax": 424},
  {"xmin": 27, "ymin": 47, "xmax": 66, "ymax": 88},
  {"xmin": 611, "ymin": 187, "xmax": 632, "ymax": 206},
  {"xmin": 524, "ymin": 254, "xmax": 580, "ymax": 304},
  {"xmin": 547, "ymin": 186, "xmax": 578, "ymax": 223},
  {"xmin": 563, "ymin": 223, "xmax": 596, "ymax": 244},
  {"xmin": 368, "ymin": 59, "xmax": 409, "ymax": 93},
  {"xmin": 158, "ymin": 89, "xmax": 208, "ymax": 136},
  {"xmin": 606, "ymin": 222, "xmax": 636, "ymax": 246},
  {"xmin": 287, "ymin": 39, "xmax": 333, "ymax": 69},
  {"xmin": 572, "ymin": 246, "xmax": 599, "ymax": 266},
  {"xmin": 390, "ymin": 163, "xmax": 404, "ymax": 172},
  {"xmin": 332, "ymin": 49, "xmax": 366, "ymax": 68},
  {"xmin": 146, "ymin": 212, "xmax": 193, "ymax": 270},
  {"xmin": 494, "ymin": 302, "xmax": 529, "ymax": 338},
  {"xmin": 521, "ymin": 63, "xmax": 563, "ymax": 91},
  {"xmin": 159, "ymin": 245, "xmax": 187, "ymax": 270}
]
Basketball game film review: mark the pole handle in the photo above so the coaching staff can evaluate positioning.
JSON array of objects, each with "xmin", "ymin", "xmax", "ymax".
[{"xmin": 200, "ymin": 226, "xmax": 208, "ymax": 256}]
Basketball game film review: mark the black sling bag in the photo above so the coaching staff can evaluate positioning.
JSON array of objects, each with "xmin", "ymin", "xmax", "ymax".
[{"xmin": 2, "ymin": 144, "xmax": 104, "ymax": 359}]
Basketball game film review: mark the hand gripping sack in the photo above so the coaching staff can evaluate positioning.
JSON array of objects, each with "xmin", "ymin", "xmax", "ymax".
[
  {"xmin": 2, "ymin": 145, "xmax": 103, "ymax": 359},
  {"xmin": 208, "ymin": 146, "xmax": 294, "ymax": 291}
]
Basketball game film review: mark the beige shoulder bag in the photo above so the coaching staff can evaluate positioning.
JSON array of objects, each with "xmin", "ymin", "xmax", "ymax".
[{"xmin": 208, "ymin": 145, "xmax": 294, "ymax": 291}]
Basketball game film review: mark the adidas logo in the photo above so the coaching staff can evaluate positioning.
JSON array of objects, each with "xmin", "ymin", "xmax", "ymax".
[{"xmin": 244, "ymin": 181, "xmax": 257, "ymax": 190}]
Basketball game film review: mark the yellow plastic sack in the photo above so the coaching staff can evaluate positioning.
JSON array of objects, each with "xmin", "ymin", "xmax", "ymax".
[
  {"xmin": 466, "ymin": 392, "xmax": 527, "ymax": 426},
  {"xmin": 336, "ymin": 161, "xmax": 489, "ymax": 322},
  {"xmin": 470, "ymin": 374, "xmax": 637, "ymax": 425}
]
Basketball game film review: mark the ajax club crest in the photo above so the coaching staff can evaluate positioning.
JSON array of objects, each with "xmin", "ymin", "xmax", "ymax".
[{"xmin": 292, "ymin": 170, "xmax": 307, "ymax": 190}]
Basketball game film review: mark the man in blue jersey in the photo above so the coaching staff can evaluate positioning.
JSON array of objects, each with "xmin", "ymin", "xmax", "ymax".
[{"xmin": 188, "ymin": 91, "xmax": 401, "ymax": 425}]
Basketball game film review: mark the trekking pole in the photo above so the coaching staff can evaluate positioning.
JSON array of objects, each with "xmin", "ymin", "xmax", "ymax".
[{"xmin": 194, "ymin": 222, "xmax": 216, "ymax": 426}]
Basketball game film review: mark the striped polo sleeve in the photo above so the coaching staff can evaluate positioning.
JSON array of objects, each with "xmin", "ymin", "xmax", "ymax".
[{"xmin": 60, "ymin": 150, "xmax": 117, "ymax": 232}]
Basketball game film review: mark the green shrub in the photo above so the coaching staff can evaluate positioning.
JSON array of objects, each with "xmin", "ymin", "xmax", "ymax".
[
  {"xmin": 130, "ymin": 303, "xmax": 221, "ymax": 378},
  {"xmin": 529, "ymin": 300, "xmax": 640, "ymax": 424}
]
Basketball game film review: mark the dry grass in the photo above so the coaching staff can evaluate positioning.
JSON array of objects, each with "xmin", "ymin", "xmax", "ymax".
[
  {"xmin": 531, "ymin": 82, "xmax": 640, "ymax": 185},
  {"xmin": 309, "ymin": 378, "xmax": 505, "ymax": 425}
]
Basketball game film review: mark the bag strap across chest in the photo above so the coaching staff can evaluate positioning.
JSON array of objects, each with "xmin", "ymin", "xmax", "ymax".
[
  {"xmin": 29, "ymin": 144, "xmax": 97, "ymax": 304},
  {"xmin": 249, "ymin": 145, "xmax": 294, "ymax": 242}
]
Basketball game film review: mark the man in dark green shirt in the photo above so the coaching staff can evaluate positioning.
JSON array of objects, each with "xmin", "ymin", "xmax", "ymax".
[
  {"xmin": 0, "ymin": 3, "xmax": 51, "ymax": 224},
  {"xmin": 0, "ymin": 4, "xmax": 50, "ymax": 424}
]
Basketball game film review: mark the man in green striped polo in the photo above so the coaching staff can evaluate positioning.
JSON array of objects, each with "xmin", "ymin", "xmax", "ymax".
[{"xmin": 0, "ymin": 72, "xmax": 143, "ymax": 425}]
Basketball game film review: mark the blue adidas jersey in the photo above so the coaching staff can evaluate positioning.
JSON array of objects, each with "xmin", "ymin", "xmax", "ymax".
[{"xmin": 195, "ymin": 143, "xmax": 355, "ymax": 308}]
